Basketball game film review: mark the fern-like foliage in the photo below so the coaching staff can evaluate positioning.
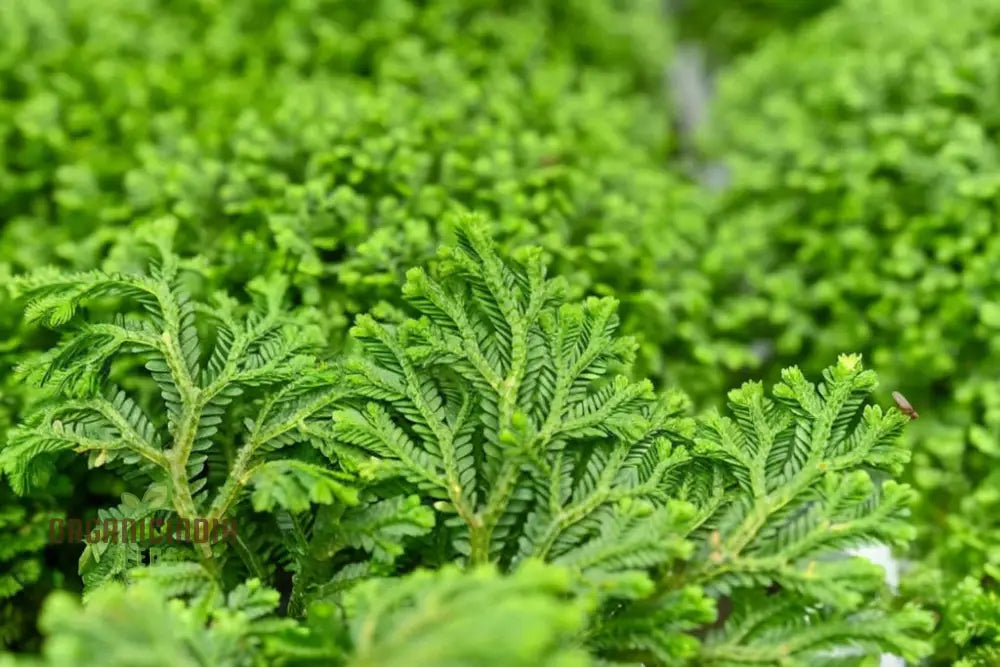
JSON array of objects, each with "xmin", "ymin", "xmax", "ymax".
[
  {"xmin": 322, "ymin": 560, "xmax": 592, "ymax": 667},
  {"xmin": 323, "ymin": 219, "xmax": 933, "ymax": 665},
  {"xmin": 0, "ymin": 482, "xmax": 56, "ymax": 649},
  {"xmin": 5, "ymin": 560, "xmax": 591, "ymax": 667},
  {"xmin": 1, "ymin": 220, "xmax": 935, "ymax": 666},
  {"xmin": 0, "ymin": 493, "xmax": 47, "ymax": 598},
  {"xmin": 651, "ymin": 354, "xmax": 934, "ymax": 665},
  {"xmin": 323, "ymin": 217, "xmax": 715, "ymax": 660},
  {"xmin": 940, "ymin": 577, "xmax": 1000, "ymax": 667},
  {"xmin": 23, "ymin": 575, "xmax": 300, "ymax": 667},
  {"xmin": 902, "ymin": 569, "xmax": 1000, "ymax": 666},
  {"xmin": 0, "ymin": 237, "xmax": 347, "ymax": 584},
  {"xmin": 278, "ymin": 493, "xmax": 436, "ymax": 618},
  {"xmin": 331, "ymin": 216, "xmax": 695, "ymax": 563}
]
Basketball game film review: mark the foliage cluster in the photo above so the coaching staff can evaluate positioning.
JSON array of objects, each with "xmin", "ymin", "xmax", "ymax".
[
  {"xmin": 0, "ymin": 0, "xmax": 711, "ymax": 382},
  {"xmin": 670, "ymin": 0, "xmax": 837, "ymax": 65},
  {"xmin": 699, "ymin": 0, "xmax": 1000, "ymax": 661},
  {"xmin": 0, "ymin": 0, "xmax": 698, "ymax": 652},
  {"xmin": 2, "ymin": 0, "xmax": 998, "ymax": 665},
  {"xmin": 1, "ymin": 219, "xmax": 932, "ymax": 665}
]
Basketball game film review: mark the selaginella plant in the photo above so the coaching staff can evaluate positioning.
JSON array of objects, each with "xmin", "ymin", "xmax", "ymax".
[
  {"xmin": 672, "ymin": 0, "xmax": 837, "ymax": 65},
  {"xmin": 320, "ymin": 219, "xmax": 933, "ymax": 664},
  {"xmin": 0, "ymin": 0, "xmax": 705, "ymax": 651},
  {"xmin": 0, "ymin": 483, "xmax": 57, "ymax": 650},
  {"xmin": 0, "ymin": 232, "xmax": 393, "ymax": 597},
  {"xmin": 0, "ymin": 0, "xmax": 710, "ymax": 392},
  {"xmin": 697, "ymin": 0, "xmax": 1000, "ymax": 658},
  {"xmin": 1, "ymin": 219, "xmax": 932, "ymax": 665}
]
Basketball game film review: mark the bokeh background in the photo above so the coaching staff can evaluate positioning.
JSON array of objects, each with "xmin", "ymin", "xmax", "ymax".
[{"xmin": 2, "ymin": 0, "xmax": 999, "ymax": 663}]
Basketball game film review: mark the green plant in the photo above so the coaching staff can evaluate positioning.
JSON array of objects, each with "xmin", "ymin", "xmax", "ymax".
[
  {"xmin": 903, "ymin": 572, "xmax": 1000, "ymax": 666},
  {"xmin": 0, "ymin": 0, "xmax": 711, "ymax": 382},
  {"xmin": 1, "ymin": 234, "xmax": 357, "ymax": 585},
  {"xmin": 0, "ymin": 484, "xmax": 58, "ymax": 649},
  {"xmin": 322, "ymin": 222, "xmax": 932, "ymax": 664},
  {"xmin": 699, "ymin": 0, "xmax": 1000, "ymax": 657},
  {"xmin": 0, "ymin": 0, "xmax": 705, "ymax": 650},
  {"xmin": 0, "ymin": 221, "xmax": 932, "ymax": 665},
  {"xmin": 8, "ymin": 0, "xmax": 994, "ymax": 662},
  {"xmin": 8, "ymin": 561, "xmax": 593, "ymax": 667},
  {"xmin": 672, "ymin": 0, "xmax": 838, "ymax": 64}
]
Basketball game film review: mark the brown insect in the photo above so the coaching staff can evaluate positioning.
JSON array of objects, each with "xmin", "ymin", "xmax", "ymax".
[{"xmin": 892, "ymin": 391, "xmax": 919, "ymax": 420}]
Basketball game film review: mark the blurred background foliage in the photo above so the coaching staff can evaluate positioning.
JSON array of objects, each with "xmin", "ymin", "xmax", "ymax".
[
  {"xmin": 671, "ymin": 0, "xmax": 838, "ymax": 66},
  {"xmin": 4, "ymin": 0, "xmax": 1000, "ymax": 662}
]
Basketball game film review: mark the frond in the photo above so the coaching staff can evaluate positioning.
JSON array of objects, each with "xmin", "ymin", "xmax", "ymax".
[
  {"xmin": 332, "ymin": 561, "xmax": 592, "ymax": 667},
  {"xmin": 679, "ymin": 354, "xmax": 932, "ymax": 664},
  {"xmin": 4, "ymin": 247, "xmax": 351, "ymax": 600}
]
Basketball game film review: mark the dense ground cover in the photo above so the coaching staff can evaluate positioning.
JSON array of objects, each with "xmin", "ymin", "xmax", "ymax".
[
  {"xmin": 0, "ymin": 1, "xmax": 705, "ymax": 651},
  {"xmin": 671, "ymin": 0, "xmax": 837, "ymax": 65},
  {"xmin": 701, "ymin": 0, "xmax": 1000, "ymax": 660},
  {"xmin": 1, "ymin": 0, "xmax": 998, "ymax": 665}
]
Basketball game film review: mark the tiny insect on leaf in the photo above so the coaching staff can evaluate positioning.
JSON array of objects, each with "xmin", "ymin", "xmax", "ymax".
[{"xmin": 892, "ymin": 391, "xmax": 919, "ymax": 420}]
